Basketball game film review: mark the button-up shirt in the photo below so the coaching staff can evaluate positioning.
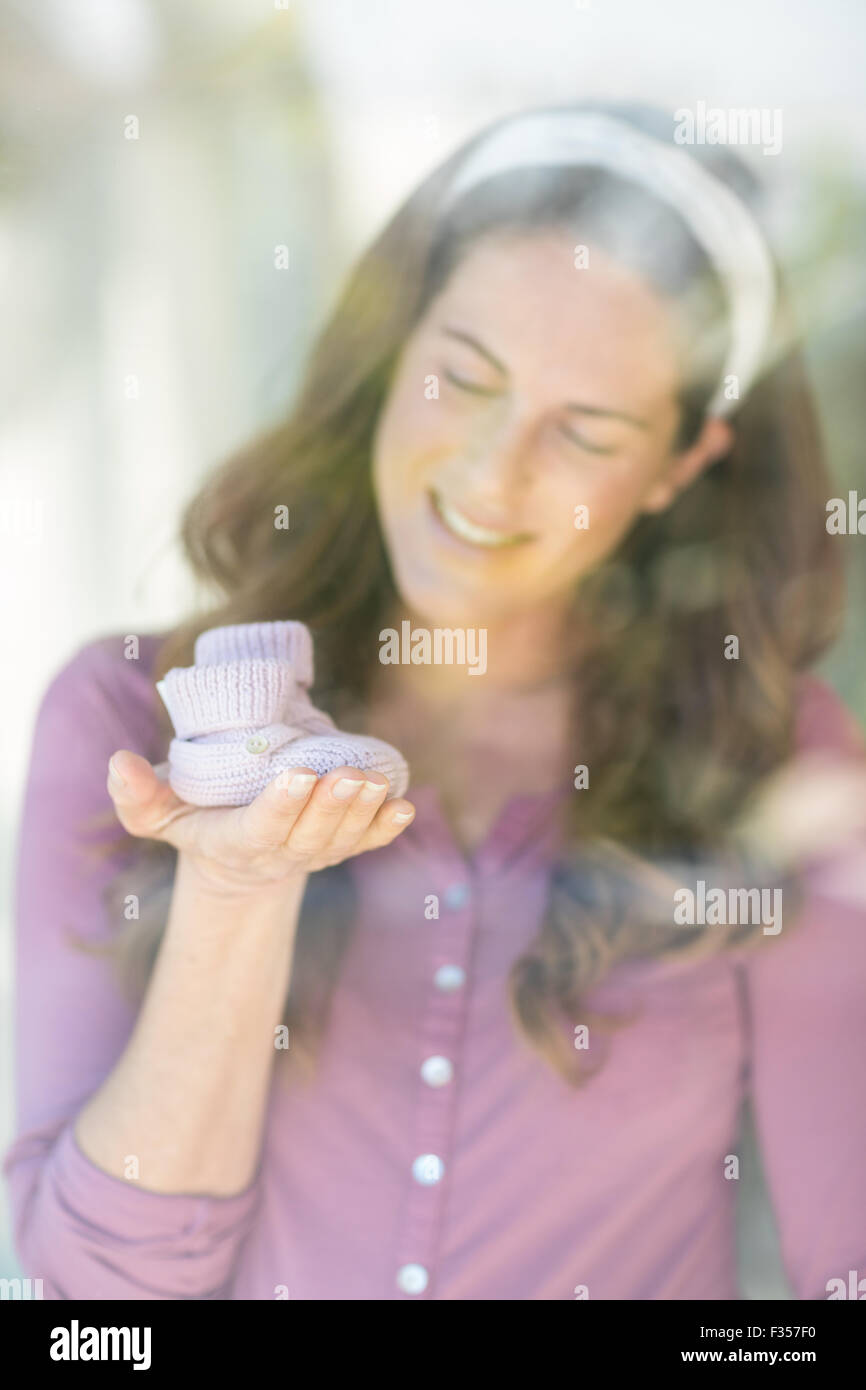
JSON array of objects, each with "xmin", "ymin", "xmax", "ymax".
[{"xmin": 4, "ymin": 635, "xmax": 866, "ymax": 1299}]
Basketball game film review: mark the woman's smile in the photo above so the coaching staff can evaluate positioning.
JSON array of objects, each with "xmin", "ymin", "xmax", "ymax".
[
  {"xmin": 427, "ymin": 487, "xmax": 535, "ymax": 551},
  {"xmin": 371, "ymin": 234, "xmax": 707, "ymax": 626}
]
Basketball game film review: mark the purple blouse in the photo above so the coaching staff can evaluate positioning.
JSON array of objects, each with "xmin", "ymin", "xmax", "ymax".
[{"xmin": 4, "ymin": 634, "xmax": 866, "ymax": 1300}]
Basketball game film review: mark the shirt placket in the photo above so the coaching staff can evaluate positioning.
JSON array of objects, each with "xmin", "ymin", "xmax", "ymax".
[{"xmin": 394, "ymin": 873, "xmax": 477, "ymax": 1299}]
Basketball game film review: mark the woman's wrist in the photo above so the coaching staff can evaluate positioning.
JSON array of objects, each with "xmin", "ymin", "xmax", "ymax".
[{"xmin": 173, "ymin": 848, "xmax": 309, "ymax": 911}]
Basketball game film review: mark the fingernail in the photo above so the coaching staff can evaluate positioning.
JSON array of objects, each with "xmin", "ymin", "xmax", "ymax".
[
  {"xmin": 332, "ymin": 777, "xmax": 364, "ymax": 800},
  {"xmin": 108, "ymin": 758, "xmax": 126, "ymax": 792},
  {"xmin": 277, "ymin": 771, "xmax": 317, "ymax": 797},
  {"xmin": 359, "ymin": 780, "xmax": 386, "ymax": 803},
  {"xmin": 393, "ymin": 810, "xmax": 414, "ymax": 824}
]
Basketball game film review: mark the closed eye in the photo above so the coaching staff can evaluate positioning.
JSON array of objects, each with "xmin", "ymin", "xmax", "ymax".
[
  {"xmin": 558, "ymin": 422, "xmax": 617, "ymax": 457},
  {"xmin": 442, "ymin": 367, "xmax": 502, "ymax": 398}
]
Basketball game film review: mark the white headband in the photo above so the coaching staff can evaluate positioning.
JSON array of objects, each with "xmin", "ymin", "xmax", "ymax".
[{"xmin": 440, "ymin": 111, "xmax": 777, "ymax": 416}]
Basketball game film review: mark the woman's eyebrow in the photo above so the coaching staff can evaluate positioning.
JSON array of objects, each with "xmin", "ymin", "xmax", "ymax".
[{"xmin": 440, "ymin": 324, "xmax": 648, "ymax": 429}]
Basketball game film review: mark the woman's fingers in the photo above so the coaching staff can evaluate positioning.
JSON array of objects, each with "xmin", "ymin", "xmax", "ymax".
[
  {"xmin": 239, "ymin": 767, "xmax": 320, "ymax": 849},
  {"xmin": 107, "ymin": 750, "xmax": 417, "ymax": 874},
  {"xmin": 320, "ymin": 770, "xmax": 390, "ymax": 855},
  {"xmin": 316, "ymin": 771, "xmax": 418, "ymax": 859},
  {"xmin": 359, "ymin": 795, "xmax": 416, "ymax": 851},
  {"xmin": 240, "ymin": 766, "xmax": 367, "ymax": 858},
  {"xmin": 281, "ymin": 767, "xmax": 373, "ymax": 857},
  {"xmin": 107, "ymin": 750, "xmax": 188, "ymax": 838},
  {"xmin": 251, "ymin": 765, "xmax": 415, "ymax": 862},
  {"xmin": 107, "ymin": 750, "xmax": 225, "ymax": 858}
]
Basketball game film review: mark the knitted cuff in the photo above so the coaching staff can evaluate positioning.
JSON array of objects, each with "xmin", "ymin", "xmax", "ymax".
[
  {"xmin": 156, "ymin": 659, "xmax": 299, "ymax": 740},
  {"xmin": 194, "ymin": 621, "xmax": 314, "ymax": 687}
]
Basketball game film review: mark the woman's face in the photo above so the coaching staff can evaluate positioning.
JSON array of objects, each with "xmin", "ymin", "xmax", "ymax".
[{"xmin": 372, "ymin": 229, "xmax": 730, "ymax": 627}]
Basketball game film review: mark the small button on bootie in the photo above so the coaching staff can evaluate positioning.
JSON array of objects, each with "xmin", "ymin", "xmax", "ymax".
[{"xmin": 156, "ymin": 620, "xmax": 409, "ymax": 806}]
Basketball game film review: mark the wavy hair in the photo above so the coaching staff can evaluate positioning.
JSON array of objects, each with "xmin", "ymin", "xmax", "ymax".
[{"xmin": 84, "ymin": 104, "xmax": 843, "ymax": 1084}]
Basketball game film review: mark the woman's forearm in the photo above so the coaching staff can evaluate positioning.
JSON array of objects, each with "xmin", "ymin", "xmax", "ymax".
[{"xmin": 75, "ymin": 852, "xmax": 306, "ymax": 1196}]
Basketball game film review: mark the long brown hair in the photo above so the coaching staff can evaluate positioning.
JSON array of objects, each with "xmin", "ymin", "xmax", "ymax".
[{"xmin": 88, "ymin": 104, "xmax": 843, "ymax": 1084}]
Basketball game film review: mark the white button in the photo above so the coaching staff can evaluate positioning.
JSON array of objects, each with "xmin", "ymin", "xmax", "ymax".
[
  {"xmin": 396, "ymin": 1263, "xmax": 428, "ymax": 1295},
  {"xmin": 412, "ymin": 1153, "xmax": 444, "ymax": 1185},
  {"xmin": 420, "ymin": 1055, "xmax": 453, "ymax": 1087},
  {"xmin": 434, "ymin": 964, "xmax": 465, "ymax": 992},
  {"xmin": 444, "ymin": 882, "xmax": 470, "ymax": 910},
  {"xmin": 245, "ymin": 734, "xmax": 270, "ymax": 754}
]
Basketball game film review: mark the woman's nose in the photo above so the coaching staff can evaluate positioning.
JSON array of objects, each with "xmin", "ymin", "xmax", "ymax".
[{"xmin": 458, "ymin": 406, "xmax": 534, "ymax": 498}]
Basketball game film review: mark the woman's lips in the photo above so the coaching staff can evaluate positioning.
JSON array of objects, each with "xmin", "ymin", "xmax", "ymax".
[{"xmin": 427, "ymin": 489, "xmax": 534, "ymax": 550}]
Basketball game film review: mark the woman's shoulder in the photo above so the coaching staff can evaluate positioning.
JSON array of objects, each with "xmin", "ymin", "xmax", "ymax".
[
  {"xmin": 794, "ymin": 671, "xmax": 866, "ymax": 760},
  {"xmin": 34, "ymin": 630, "xmax": 169, "ymax": 763}
]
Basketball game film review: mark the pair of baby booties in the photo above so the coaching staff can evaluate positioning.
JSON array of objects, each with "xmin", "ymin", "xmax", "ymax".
[{"xmin": 156, "ymin": 621, "xmax": 409, "ymax": 806}]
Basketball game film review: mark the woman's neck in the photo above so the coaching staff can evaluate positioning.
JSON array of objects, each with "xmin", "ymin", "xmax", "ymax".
[
  {"xmin": 375, "ymin": 599, "xmax": 575, "ymax": 703},
  {"xmin": 366, "ymin": 600, "xmax": 577, "ymax": 829}
]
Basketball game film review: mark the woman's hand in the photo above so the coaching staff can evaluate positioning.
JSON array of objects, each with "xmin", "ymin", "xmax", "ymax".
[
  {"xmin": 106, "ymin": 750, "xmax": 416, "ymax": 897},
  {"xmin": 736, "ymin": 751, "xmax": 866, "ymax": 872}
]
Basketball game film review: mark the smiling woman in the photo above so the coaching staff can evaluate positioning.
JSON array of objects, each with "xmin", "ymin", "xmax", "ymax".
[
  {"xmin": 372, "ymin": 229, "xmax": 735, "ymax": 624},
  {"xmin": 5, "ymin": 102, "xmax": 865, "ymax": 1304}
]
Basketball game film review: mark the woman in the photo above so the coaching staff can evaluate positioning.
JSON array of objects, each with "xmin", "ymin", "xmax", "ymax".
[{"xmin": 5, "ymin": 104, "xmax": 866, "ymax": 1300}]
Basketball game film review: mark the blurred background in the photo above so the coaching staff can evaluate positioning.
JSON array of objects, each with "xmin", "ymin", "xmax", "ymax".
[{"xmin": 2, "ymin": 0, "xmax": 865, "ymax": 1295}]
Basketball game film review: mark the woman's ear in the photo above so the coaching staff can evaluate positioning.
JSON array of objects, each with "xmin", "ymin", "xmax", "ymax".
[{"xmin": 641, "ymin": 416, "xmax": 734, "ymax": 515}]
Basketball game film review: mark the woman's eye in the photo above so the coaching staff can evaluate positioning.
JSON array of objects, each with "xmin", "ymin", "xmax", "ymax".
[
  {"xmin": 442, "ymin": 367, "xmax": 501, "ymax": 398},
  {"xmin": 558, "ymin": 423, "xmax": 617, "ymax": 457}
]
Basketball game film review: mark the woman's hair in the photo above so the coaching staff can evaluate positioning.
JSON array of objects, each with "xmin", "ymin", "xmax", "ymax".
[{"xmin": 86, "ymin": 103, "xmax": 843, "ymax": 1084}]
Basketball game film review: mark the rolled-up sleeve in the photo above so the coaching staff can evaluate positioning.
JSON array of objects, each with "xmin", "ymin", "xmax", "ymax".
[
  {"xmin": 6, "ymin": 1122, "xmax": 259, "ymax": 1299},
  {"xmin": 3, "ymin": 638, "xmax": 261, "ymax": 1299}
]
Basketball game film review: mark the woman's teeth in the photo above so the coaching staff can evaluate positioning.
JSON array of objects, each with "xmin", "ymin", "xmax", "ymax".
[{"xmin": 431, "ymin": 491, "xmax": 530, "ymax": 548}]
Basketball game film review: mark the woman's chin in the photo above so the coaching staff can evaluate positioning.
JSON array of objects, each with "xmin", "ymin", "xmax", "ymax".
[{"xmin": 386, "ymin": 576, "xmax": 498, "ymax": 629}]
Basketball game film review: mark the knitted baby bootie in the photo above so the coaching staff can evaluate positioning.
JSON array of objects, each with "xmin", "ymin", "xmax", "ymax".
[{"xmin": 156, "ymin": 620, "xmax": 409, "ymax": 806}]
